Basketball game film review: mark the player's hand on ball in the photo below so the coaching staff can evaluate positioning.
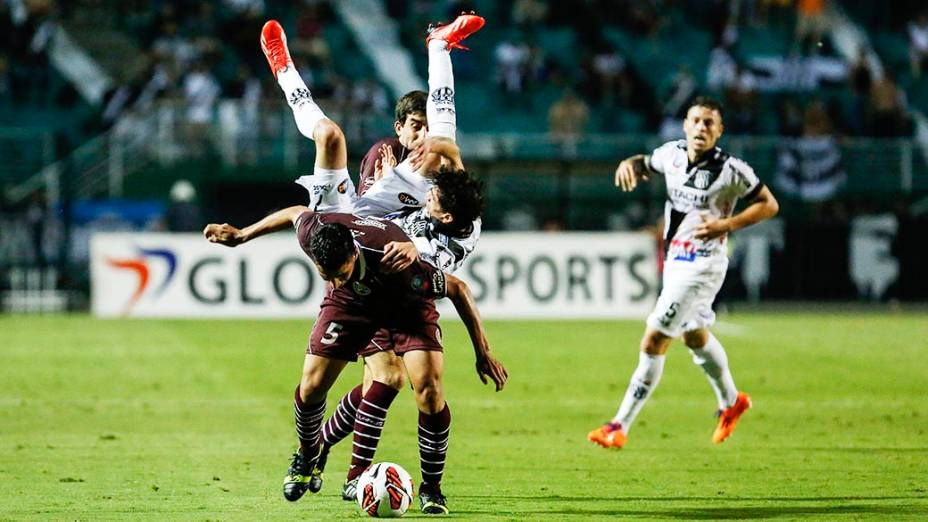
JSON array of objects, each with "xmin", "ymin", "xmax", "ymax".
[
  {"xmin": 381, "ymin": 241, "xmax": 418, "ymax": 273},
  {"xmin": 695, "ymin": 214, "xmax": 731, "ymax": 240},
  {"xmin": 203, "ymin": 223, "xmax": 244, "ymax": 247},
  {"xmin": 476, "ymin": 352, "xmax": 508, "ymax": 391}
]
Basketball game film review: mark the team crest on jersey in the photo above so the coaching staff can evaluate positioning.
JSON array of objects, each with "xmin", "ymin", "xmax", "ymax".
[
  {"xmin": 352, "ymin": 281, "xmax": 372, "ymax": 296},
  {"xmin": 694, "ymin": 171, "xmax": 710, "ymax": 189},
  {"xmin": 398, "ymin": 193, "xmax": 420, "ymax": 205},
  {"xmin": 411, "ymin": 275, "xmax": 426, "ymax": 291},
  {"xmin": 337, "ymin": 180, "xmax": 348, "ymax": 194},
  {"xmin": 352, "ymin": 218, "xmax": 387, "ymax": 230},
  {"xmin": 406, "ymin": 215, "xmax": 429, "ymax": 236},
  {"xmin": 684, "ymin": 169, "xmax": 721, "ymax": 191}
]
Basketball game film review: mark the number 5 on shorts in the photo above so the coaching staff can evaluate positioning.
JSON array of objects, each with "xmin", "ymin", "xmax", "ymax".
[
  {"xmin": 321, "ymin": 322, "xmax": 343, "ymax": 345},
  {"xmin": 659, "ymin": 302, "xmax": 680, "ymax": 328}
]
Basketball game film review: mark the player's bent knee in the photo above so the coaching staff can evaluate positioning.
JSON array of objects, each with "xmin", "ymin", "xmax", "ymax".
[
  {"xmin": 683, "ymin": 329, "xmax": 709, "ymax": 349},
  {"xmin": 377, "ymin": 372, "xmax": 406, "ymax": 391},
  {"xmin": 299, "ymin": 370, "xmax": 328, "ymax": 403},
  {"xmin": 313, "ymin": 119, "xmax": 345, "ymax": 151},
  {"xmin": 413, "ymin": 381, "xmax": 444, "ymax": 413},
  {"xmin": 641, "ymin": 329, "xmax": 672, "ymax": 355}
]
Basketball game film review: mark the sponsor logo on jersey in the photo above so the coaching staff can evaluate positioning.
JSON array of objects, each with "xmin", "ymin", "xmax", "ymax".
[
  {"xmin": 669, "ymin": 188, "xmax": 709, "ymax": 206},
  {"xmin": 352, "ymin": 281, "xmax": 372, "ymax": 296},
  {"xmin": 352, "ymin": 218, "xmax": 387, "ymax": 230},
  {"xmin": 312, "ymin": 184, "xmax": 333, "ymax": 195},
  {"xmin": 432, "ymin": 271, "xmax": 446, "ymax": 295},
  {"xmin": 398, "ymin": 192, "xmax": 420, "ymax": 205},
  {"xmin": 668, "ymin": 239, "xmax": 697, "ymax": 262}
]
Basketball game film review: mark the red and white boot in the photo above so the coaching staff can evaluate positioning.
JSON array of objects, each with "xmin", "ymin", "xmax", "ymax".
[
  {"xmin": 426, "ymin": 12, "xmax": 485, "ymax": 51},
  {"xmin": 260, "ymin": 19, "xmax": 294, "ymax": 78}
]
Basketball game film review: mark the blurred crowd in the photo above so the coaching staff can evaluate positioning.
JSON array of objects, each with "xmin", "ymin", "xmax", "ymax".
[
  {"xmin": 90, "ymin": 0, "xmax": 388, "ymax": 148},
  {"xmin": 0, "ymin": 0, "xmax": 60, "ymax": 109}
]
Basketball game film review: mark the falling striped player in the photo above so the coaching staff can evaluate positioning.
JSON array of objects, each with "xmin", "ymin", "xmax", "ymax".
[{"xmin": 257, "ymin": 13, "xmax": 499, "ymax": 515}]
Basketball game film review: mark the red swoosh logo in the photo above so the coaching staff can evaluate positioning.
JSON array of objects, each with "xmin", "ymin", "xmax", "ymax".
[{"xmin": 106, "ymin": 258, "xmax": 149, "ymax": 314}]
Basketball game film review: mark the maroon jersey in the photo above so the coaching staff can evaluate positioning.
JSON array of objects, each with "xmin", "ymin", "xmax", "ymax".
[
  {"xmin": 357, "ymin": 137, "xmax": 410, "ymax": 197},
  {"xmin": 295, "ymin": 211, "xmax": 446, "ymax": 309}
]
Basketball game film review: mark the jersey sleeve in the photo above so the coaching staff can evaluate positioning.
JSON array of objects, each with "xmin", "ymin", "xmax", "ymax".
[
  {"xmin": 728, "ymin": 157, "xmax": 763, "ymax": 200},
  {"xmin": 644, "ymin": 141, "xmax": 677, "ymax": 176},
  {"xmin": 402, "ymin": 260, "xmax": 447, "ymax": 300}
]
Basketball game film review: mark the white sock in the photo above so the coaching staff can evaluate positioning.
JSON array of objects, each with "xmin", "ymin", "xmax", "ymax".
[
  {"xmin": 613, "ymin": 352, "xmax": 665, "ymax": 432},
  {"xmin": 427, "ymin": 39, "xmax": 456, "ymax": 140},
  {"xmin": 277, "ymin": 67, "xmax": 327, "ymax": 141},
  {"xmin": 689, "ymin": 334, "xmax": 738, "ymax": 410}
]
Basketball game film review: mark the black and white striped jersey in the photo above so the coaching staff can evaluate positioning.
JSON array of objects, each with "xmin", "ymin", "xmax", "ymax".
[{"xmin": 646, "ymin": 140, "xmax": 763, "ymax": 263}]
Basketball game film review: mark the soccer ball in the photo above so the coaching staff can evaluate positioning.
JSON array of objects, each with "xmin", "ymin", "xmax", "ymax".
[{"xmin": 356, "ymin": 462, "xmax": 415, "ymax": 518}]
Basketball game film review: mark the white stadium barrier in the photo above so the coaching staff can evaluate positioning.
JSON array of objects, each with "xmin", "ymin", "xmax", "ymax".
[{"xmin": 91, "ymin": 232, "xmax": 659, "ymax": 319}]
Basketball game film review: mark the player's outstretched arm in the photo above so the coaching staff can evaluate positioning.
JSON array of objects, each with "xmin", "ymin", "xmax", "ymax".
[
  {"xmin": 614, "ymin": 154, "xmax": 652, "ymax": 192},
  {"xmin": 204, "ymin": 205, "xmax": 310, "ymax": 247},
  {"xmin": 695, "ymin": 185, "xmax": 779, "ymax": 240},
  {"xmin": 444, "ymin": 273, "xmax": 508, "ymax": 391}
]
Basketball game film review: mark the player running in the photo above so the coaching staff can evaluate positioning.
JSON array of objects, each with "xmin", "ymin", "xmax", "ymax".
[
  {"xmin": 256, "ymin": 15, "xmax": 496, "ymax": 514},
  {"xmin": 588, "ymin": 97, "xmax": 779, "ymax": 449}
]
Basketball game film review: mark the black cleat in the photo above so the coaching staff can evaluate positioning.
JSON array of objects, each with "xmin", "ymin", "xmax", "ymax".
[
  {"xmin": 282, "ymin": 452, "xmax": 314, "ymax": 502},
  {"xmin": 341, "ymin": 477, "xmax": 359, "ymax": 501},
  {"xmin": 307, "ymin": 446, "xmax": 329, "ymax": 493},
  {"xmin": 419, "ymin": 486, "xmax": 449, "ymax": 515}
]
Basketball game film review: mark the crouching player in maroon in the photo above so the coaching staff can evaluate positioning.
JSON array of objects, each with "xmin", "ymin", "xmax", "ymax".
[{"xmin": 203, "ymin": 206, "xmax": 507, "ymax": 514}]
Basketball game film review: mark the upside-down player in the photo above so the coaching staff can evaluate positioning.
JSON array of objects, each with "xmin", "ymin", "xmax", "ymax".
[
  {"xmin": 290, "ymin": 14, "xmax": 486, "ymax": 506},
  {"xmin": 588, "ymin": 96, "xmax": 779, "ymax": 449},
  {"xmin": 257, "ymin": 14, "xmax": 498, "ymax": 514}
]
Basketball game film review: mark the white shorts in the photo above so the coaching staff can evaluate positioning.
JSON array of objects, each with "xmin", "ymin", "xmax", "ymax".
[
  {"xmin": 295, "ymin": 170, "xmax": 358, "ymax": 213},
  {"xmin": 295, "ymin": 160, "xmax": 431, "ymax": 218},
  {"xmin": 646, "ymin": 258, "xmax": 728, "ymax": 338}
]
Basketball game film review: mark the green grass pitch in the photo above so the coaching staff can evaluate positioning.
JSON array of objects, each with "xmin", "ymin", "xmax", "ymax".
[{"xmin": 1, "ymin": 313, "xmax": 927, "ymax": 520}]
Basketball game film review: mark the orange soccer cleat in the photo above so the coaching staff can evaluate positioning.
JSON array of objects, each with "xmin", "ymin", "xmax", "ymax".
[
  {"xmin": 426, "ymin": 12, "xmax": 485, "ymax": 51},
  {"xmin": 260, "ymin": 20, "xmax": 294, "ymax": 78},
  {"xmin": 712, "ymin": 392, "xmax": 752, "ymax": 444},
  {"xmin": 587, "ymin": 422, "xmax": 627, "ymax": 449}
]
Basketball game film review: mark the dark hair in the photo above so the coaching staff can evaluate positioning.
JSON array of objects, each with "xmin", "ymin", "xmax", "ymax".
[
  {"xmin": 310, "ymin": 223, "xmax": 355, "ymax": 272},
  {"xmin": 688, "ymin": 96, "xmax": 724, "ymax": 119},
  {"xmin": 395, "ymin": 90, "xmax": 427, "ymax": 124},
  {"xmin": 433, "ymin": 166, "xmax": 485, "ymax": 230}
]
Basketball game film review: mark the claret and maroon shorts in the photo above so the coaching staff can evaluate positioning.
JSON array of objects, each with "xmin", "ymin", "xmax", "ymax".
[{"xmin": 307, "ymin": 298, "xmax": 443, "ymax": 361}]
